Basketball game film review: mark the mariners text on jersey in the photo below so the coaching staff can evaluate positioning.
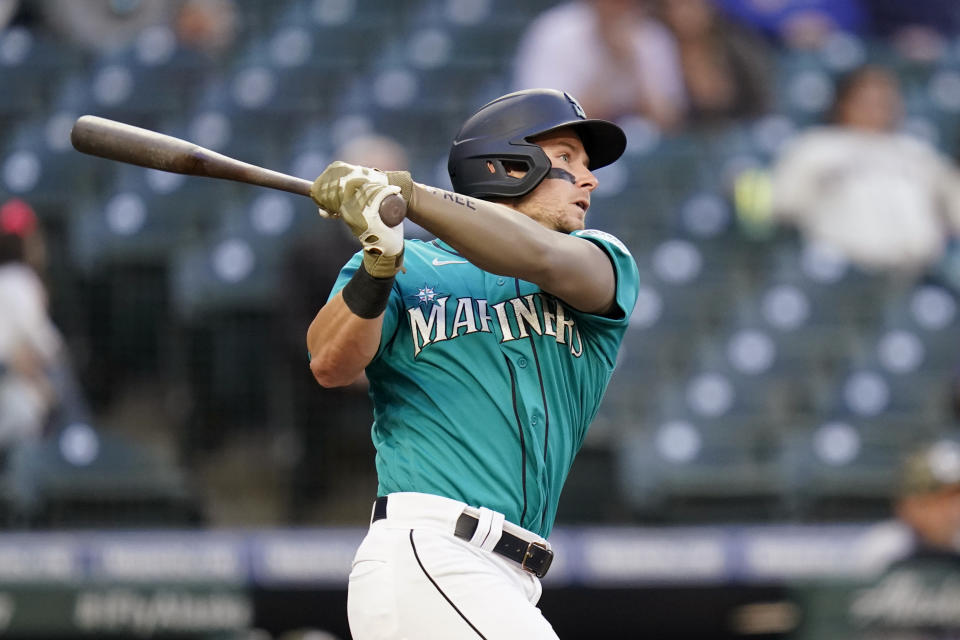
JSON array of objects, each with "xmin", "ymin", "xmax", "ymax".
[{"xmin": 408, "ymin": 292, "xmax": 584, "ymax": 358}]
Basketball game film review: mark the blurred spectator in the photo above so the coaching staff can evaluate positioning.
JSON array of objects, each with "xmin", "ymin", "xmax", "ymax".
[
  {"xmin": 512, "ymin": 0, "xmax": 686, "ymax": 131},
  {"xmin": 655, "ymin": 0, "xmax": 773, "ymax": 127},
  {"xmin": 864, "ymin": 0, "xmax": 960, "ymax": 63},
  {"xmin": 336, "ymin": 134, "xmax": 409, "ymax": 178},
  {"xmin": 849, "ymin": 439, "xmax": 960, "ymax": 636},
  {"xmin": 34, "ymin": 0, "xmax": 237, "ymax": 58},
  {"xmin": 771, "ymin": 65, "xmax": 960, "ymax": 274},
  {"xmin": 275, "ymin": 134, "xmax": 410, "ymax": 522},
  {"xmin": 712, "ymin": 0, "xmax": 869, "ymax": 50},
  {"xmin": 0, "ymin": 199, "xmax": 62, "ymax": 452},
  {"xmin": 0, "ymin": 0, "xmax": 19, "ymax": 29},
  {"xmin": 175, "ymin": 0, "xmax": 239, "ymax": 58},
  {"xmin": 37, "ymin": 0, "xmax": 178, "ymax": 54}
]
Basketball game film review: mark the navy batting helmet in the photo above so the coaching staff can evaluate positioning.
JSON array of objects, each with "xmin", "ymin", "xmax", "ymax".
[{"xmin": 448, "ymin": 89, "xmax": 627, "ymax": 199}]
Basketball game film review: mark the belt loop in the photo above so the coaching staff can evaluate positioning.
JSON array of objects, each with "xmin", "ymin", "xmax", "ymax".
[
  {"xmin": 469, "ymin": 507, "xmax": 504, "ymax": 552},
  {"xmin": 372, "ymin": 496, "xmax": 388, "ymax": 523}
]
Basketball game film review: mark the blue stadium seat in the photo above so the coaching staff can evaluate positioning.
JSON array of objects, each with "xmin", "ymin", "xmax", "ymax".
[
  {"xmin": 168, "ymin": 191, "xmax": 309, "ymax": 321},
  {"xmin": 107, "ymin": 161, "xmax": 235, "ymax": 233},
  {"xmin": 188, "ymin": 72, "xmax": 300, "ymax": 169},
  {"xmin": 777, "ymin": 419, "xmax": 915, "ymax": 520},
  {"xmin": 3, "ymin": 424, "xmax": 200, "ymax": 528},
  {"xmin": 731, "ymin": 280, "xmax": 859, "ymax": 373},
  {"xmin": 67, "ymin": 175, "xmax": 238, "ymax": 274},
  {"xmin": 0, "ymin": 27, "xmax": 82, "ymax": 122},
  {"xmin": 879, "ymin": 282, "xmax": 960, "ymax": 368},
  {"xmin": 634, "ymin": 238, "xmax": 744, "ymax": 332},
  {"xmin": 50, "ymin": 47, "xmax": 203, "ymax": 128},
  {"xmin": 616, "ymin": 411, "xmax": 783, "ymax": 522},
  {"xmin": 693, "ymin": 324, "xmax": 809, "ymax": 418},
  {"xmin": 0, "ymin": 114, "xmax": 106, "ymax": 217}
]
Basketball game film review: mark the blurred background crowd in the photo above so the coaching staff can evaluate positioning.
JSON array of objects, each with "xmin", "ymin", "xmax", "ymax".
[{"xmin": 3, "ymin": 0, "xmax": 960, "ymax": 637}]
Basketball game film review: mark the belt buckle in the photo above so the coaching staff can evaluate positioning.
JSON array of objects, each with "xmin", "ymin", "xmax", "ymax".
[{"xmin": 520, "ymin": 541, "xmax": 553, "ymax": 578}]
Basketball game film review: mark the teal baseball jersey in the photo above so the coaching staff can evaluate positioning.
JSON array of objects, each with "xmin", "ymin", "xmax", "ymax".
[{"xmin": 329, "ymin": 230, "xmax": 640, "ymax": 537}]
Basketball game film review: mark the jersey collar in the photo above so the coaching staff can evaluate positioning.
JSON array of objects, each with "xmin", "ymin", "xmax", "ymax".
[{"xmin": 430, "ymin": 239, "xmax": 461, "ymax": 256}]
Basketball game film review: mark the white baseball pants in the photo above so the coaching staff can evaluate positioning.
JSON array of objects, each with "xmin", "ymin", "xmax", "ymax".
[{"xmin": 347, "ymin": 492, "xmax": 560, "ymax": 640}]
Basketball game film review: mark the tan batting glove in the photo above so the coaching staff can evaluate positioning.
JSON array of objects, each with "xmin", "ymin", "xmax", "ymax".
[
  {"xmin": 312, "ymin": 161, "xmax": 405, "ymax": 277},
  {"xmin": 311, "ymin": 161, "xmax": 390, "ymax": 217},
  {"xmin": 341, "ymin": 181, "xmax": 406, "ymax": 278}
]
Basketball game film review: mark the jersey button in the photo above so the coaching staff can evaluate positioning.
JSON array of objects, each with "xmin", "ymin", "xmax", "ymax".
[
  {"xmin": 531, "ymin": 415, "xmax": 539, "ymax": 425},
  {"xmin": 496, "ymin": 278, "xmax": 505, "ymax": 286},
  {"xmin": 518, "ymin": 357, "xmax": 527, "ymax": 368}
]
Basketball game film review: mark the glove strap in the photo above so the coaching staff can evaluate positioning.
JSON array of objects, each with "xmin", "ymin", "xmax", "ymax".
[
  {"xmin": 342, "ymin": 262, "xmax": 395, "ymax": 319},
  {"xmin": 386, "ymin": 171, "xmax": 414, "ymax": 202},
  {"xmin": 363, "ymin": 245, "xmax": 404, "ymax": 278}
]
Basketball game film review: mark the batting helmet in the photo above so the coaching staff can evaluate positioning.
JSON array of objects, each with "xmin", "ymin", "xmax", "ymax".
[{"xmin": 448, "ymin": 89, "xmax": 626, "ymax": 199}]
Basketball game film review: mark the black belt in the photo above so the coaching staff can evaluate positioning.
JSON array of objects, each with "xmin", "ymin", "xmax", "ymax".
[{"xmin": 372, "ymin": 496, "xmax": 554, "ymax": 578}]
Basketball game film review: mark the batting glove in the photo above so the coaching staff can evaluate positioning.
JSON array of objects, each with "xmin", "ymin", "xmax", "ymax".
[
  {"xmin": 311, "ymin": 161, "xmax": 405, "ymax": 278},
  {"xmin": 342, "ymin": 181, "xmax": 405, "ymax": 277},
  {"xmin": 311, "ymin": 161, "xmax": 390, "ymax": 215}
]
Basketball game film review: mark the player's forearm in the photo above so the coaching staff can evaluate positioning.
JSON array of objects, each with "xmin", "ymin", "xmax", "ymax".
[
  {"xmin": 404, "ymin": 183, "xmax": 616, "ymax": 313},
  {"xmin": 406, "ymin": 183, "xmax": 561, "ymax": 281},
  {"xmin": 307, "ymin": 292, "xmax": 382, "ymax": 388}
]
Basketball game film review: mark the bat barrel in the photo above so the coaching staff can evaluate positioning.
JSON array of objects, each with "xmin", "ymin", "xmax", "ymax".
[{"xmin": 69, "ymin": 115, "xmax": 404, "ymax": 223}]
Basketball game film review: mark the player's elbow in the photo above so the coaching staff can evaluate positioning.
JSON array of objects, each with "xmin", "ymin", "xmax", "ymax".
[{"xmin": 310, "ymin": 356, "xmax": 354, "ymax": 388}]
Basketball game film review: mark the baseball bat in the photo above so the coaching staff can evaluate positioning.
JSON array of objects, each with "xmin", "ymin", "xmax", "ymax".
[{"xmin": 69, "ymin": 115, "xmax": 407, "ymax": 226}]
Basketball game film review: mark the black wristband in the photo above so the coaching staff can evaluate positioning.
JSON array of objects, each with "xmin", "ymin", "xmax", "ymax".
[{"xmin": 341, "ymin": 262, "xmax": 395, "ymax": 319}]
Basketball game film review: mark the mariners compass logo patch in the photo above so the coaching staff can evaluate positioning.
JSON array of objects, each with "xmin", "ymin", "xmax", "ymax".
[{"xmin": 407, "ymin": 283, "xmax": 446, "ymax": 307}]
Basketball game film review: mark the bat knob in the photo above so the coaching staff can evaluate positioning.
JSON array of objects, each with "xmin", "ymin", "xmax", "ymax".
[{"xmin": 379, "ymin": 194, "xmax": 407, "ymax": 227}]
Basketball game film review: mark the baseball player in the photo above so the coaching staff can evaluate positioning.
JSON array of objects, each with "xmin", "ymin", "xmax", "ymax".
[{"xmin": 306, "ymin": 89, "xmax": 639, "ymax": 639}]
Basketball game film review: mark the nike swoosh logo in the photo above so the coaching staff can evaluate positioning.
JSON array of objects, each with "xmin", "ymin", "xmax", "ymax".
[{"xmin": 432, "ymin": 258, "xmax": 468, "ymax": 266}]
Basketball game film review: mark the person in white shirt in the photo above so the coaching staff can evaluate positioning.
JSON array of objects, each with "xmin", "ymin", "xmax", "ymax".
[
  {"xmin": 512, "ymin": 0, "xmax": 687, "ymax": 131},
  {"xmin": 0, "ymin": 198, "xmax": 63, "ymax": 449},
  {"xmin": 772, "ymin": 65, "xmax": 960, "ymax": 274}
]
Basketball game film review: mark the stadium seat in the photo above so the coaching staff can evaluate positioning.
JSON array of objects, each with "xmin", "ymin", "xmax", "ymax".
[
  {"xmin": 187, "ymin": 72, "xmax": 300, "ymax": 170},
  {"xmin": 635, "ymin": 238, "xmax": 744, "ymax": 332},
  {"xmin": 0, "ymin": 27, "xmax": 81, "ymax": 124},
  {"xmin": 69, "ymin": 191, "xmax": 186, "ymax": 273},
  {"xmin": 616, "ymin": 412, "xmax": 784, "ymax": 523},
  {"xmin": 731, "ymin": 280, "xmax": 858, "ymax": 375},
  {"xmin": 776, "ymin": 419, "xmax": 913, "ymax": 521},
  {"xmin": 3, "ymin": 424, "xmax": 201, "ymax": 528},
  {"xmin": 0, "ymin": 114, "xmax": 105, "ymax": 218},
  {"xmin": 879, "ymin": 282, "xmax": 960, "ymax": 368},
  {"xmin": 816, "ymin": 362, "xmax": 949, "ymax": 426},
  {"xmin": 692, "ymin": 324, "xmax": 808, "ymax": 419},
  {"xmin": 169, "ymin": 208, "xmax": 294, "ymax": 321}
]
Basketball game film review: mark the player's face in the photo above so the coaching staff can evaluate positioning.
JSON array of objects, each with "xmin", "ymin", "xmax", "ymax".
[
  {"xmin": 898, "ymin": 486, "xmax": 960, "ymax": 551},
  {"xmin": 515, "ymin": 129, "xmax": 599, "ymax": 233}
]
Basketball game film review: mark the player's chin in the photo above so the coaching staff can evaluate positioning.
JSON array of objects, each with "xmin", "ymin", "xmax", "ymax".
[{"xmin": 559, "ymin": 212, "xmax": 586, "ymax": 233}]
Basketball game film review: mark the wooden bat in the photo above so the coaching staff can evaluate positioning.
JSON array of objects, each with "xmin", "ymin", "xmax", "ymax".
[{"xmin": 69, "ymin": 115, "xmax": 407, "ymax": 226}]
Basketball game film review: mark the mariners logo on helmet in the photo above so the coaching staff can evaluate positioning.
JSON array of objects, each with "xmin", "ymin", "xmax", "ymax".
[
  {"xmin": 448, "ymin": 88, "xmax": 626, "ymax": 200},
  {"xmin": 564, "ymin": 92, "xmax": 586, "ymax": 119}
]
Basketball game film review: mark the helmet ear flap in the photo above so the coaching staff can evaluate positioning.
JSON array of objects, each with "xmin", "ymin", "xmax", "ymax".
[
  {"xmin": 448, "ymin": 145, "xmax": 552, "ymax": 199},
  {"xmin": 484, "ymin": 157, "xmax": 529, "ymax": 178}
]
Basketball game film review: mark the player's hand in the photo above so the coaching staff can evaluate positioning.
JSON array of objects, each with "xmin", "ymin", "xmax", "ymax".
[
  {"xmin": 311, "ymin": 161, "xmax": 390, "ymax": 217},
  {"xmin": 341, "ymin": 180, "xmax": 405, "ymax": 277},
  {"xmin": 312, "ymin": 161, "xmax": 405, "ymax": 278}
]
